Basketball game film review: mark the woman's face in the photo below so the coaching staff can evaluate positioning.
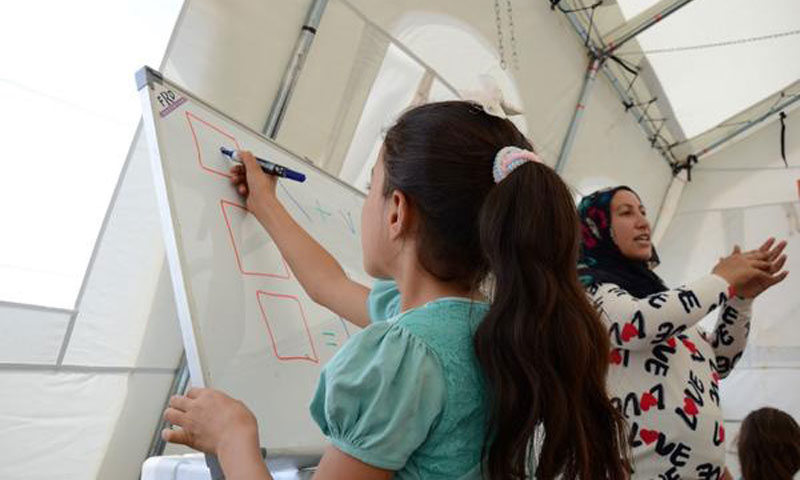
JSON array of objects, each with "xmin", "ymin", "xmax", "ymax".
[{"xmin": 610, "ymin": 190, "xmax": 652, "ymax": 262}]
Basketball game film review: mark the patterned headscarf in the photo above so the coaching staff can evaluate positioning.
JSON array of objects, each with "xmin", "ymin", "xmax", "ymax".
[{"xmin": 577, "ymin": 186, "xmax": 667, "ymax": 298}]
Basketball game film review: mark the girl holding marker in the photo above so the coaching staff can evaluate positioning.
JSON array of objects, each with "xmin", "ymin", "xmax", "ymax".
[{"xmin": 162, "ymin": 101, "xmax": 630, "ymax": 480}]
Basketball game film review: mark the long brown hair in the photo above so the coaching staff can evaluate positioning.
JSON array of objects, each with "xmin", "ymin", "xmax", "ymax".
[
  {"xmin": 738, "ymin": 407, "xmax": 800, "ymax": 480},
  {"xmin": 382, "ymin": 101, "xmax": 629, "ymax": 479}
]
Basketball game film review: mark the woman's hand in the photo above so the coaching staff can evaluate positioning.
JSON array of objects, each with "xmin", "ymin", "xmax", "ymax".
[
  {"xmin": 712, "ymin": 237, "xmax": 788, "ymax": 298},
  {"xmin": 230, "ymin": 150, "xmax": 278, "ymax": 216},
  {"xmin": 162, "ymin": 388, "xmax": 259, "ymax": 455},
  {"xmin": 734, "ymin": 237, "xmax": 788, "ymax": 299}
]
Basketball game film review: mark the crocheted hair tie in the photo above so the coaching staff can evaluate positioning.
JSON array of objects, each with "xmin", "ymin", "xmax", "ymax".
[{"xmin": 492, "ymin": 146, "xmax": 542, "ymax": 184}]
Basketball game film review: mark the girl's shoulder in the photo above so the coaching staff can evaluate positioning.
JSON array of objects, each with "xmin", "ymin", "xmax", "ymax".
[
  {"xmin": 328, "ymin": 315, "xmax": 445, "ymax": 380},
  {"xmin": 393, "ymin": 298, "xmax": 489, "ymax": 356},
  {"xmin": 367, "ymin": 279, "xmax": 489, "ymax": 353}
]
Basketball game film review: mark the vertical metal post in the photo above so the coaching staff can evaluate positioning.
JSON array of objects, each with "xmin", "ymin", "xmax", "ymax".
[
  {"xmin": 147, "ymin": 353, "xmax": 191, "ymax": 458},
  {"xmin": 556, "ymin": 57, "xmax": 601, "ymax": 173},
  {"xmin": 262, "ymin": 0, "xmax": 329, "ymax": 139}
]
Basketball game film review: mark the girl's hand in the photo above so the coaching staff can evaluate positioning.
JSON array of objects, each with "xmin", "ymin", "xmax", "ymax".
[
  {"xmin": 230, "ymin": 150, "xmax": 278, "ymax": 215},
  {"xmin": 162, "ymin": 388, "xmax": 259, "ymax": 455}
]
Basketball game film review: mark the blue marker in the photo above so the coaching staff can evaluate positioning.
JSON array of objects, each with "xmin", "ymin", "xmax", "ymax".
[{"xmin": 220, "ymin": 147, "xmax": 306, "ymax": 183}]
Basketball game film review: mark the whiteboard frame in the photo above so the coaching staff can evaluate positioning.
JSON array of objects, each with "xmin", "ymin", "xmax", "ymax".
[{"xmin": 136, "ymin": 65, "xmax": 365, "ymax": 390}]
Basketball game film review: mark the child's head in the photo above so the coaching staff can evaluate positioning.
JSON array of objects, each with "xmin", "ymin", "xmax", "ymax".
[
  {"xmin": 361, "ymin": 101, "xmax": 629, "ymax": 480},
  {"xmin": 360, "ymin": 100, "xmax": 530, "ymax": 285},
  {"xmin": 738, "ymin": 407, "xmax": 800, "ymax": 480}
]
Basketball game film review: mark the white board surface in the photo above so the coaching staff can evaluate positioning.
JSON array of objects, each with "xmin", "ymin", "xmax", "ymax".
[{"xmin": 137, "ymin": 67, "xmax": 370, "ymax": 454}]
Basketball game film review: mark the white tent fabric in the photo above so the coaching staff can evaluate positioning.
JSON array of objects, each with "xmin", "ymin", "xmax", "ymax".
[
  {"xmin": 617, "ymin": 0, "xmax": 800, "ymax": 140},
  {"xmin": 276, "ymin": 0, "xmax": 673, "ymax": 210},
  {"xmin": 1, "ymin": 1, "xmax": 798, "ymax": 479},
  {"xmin": 0, "ymin": 0, "xmax": 184, "ymax": 308}
]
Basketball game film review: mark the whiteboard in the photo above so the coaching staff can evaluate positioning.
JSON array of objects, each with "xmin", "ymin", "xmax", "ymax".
[{"xmin": 137, "ymin": 67, "xmax": 370, "ymax": 455}]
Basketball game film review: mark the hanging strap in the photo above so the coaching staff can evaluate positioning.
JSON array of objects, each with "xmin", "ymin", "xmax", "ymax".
[{"xmin": 779, "ymin": 111, "xmax": 788, "ymax": 167}]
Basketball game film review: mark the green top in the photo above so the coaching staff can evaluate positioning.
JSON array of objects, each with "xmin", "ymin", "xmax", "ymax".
[{"xmin": 309, "ymin": 280, "xmax": 490, "ymax": 479}]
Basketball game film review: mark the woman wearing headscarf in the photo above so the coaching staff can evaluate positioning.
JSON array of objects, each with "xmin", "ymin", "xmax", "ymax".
[{"xmin": 577, "ymin": 186, "xmax": 788, "ymax": 479}]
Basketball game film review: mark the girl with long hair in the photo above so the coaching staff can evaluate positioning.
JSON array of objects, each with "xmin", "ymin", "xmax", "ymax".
[{"xmin": 162, "ymin": 102, "xmax": 630, "ymax": 479}]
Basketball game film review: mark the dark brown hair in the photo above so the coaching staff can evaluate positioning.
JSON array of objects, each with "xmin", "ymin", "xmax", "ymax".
[
  {"xmin": 382, "ymin": 101, "xmax": 629, "ymax": 480},
  {"xmin": 738, "ymin": 407, "xmax": 800, "ymax": 480}
]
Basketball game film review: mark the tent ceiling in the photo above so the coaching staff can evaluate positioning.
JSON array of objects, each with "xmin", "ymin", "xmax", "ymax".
[
  {"xmin": 616, "ymin": 0, "xmax": 663, "ymax": 19},
  {"xmin": 671, "ymin": 77, "xmax": 800, "ymax": 160},
  {"xmin": 623, "ymin": 0, "xmax": 800, "ymax": 139},
  {"xmin": 558, "ymin": 0, "xmax": 800, "ymax": 164}
]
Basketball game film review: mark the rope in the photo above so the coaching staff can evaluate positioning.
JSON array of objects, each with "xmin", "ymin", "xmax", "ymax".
[{"xmin": 615, "ymin": 28, "xmax": 800, "ymax": 57}]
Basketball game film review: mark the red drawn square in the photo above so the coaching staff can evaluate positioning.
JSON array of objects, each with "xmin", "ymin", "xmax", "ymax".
[
  {"xmin": 220, "ymin": 200, "xmax": 290, "ymax": 279},
  {"xmin": 257, "ymin": 291, "xmax": 319, "ymax": 363},
  {"xmin": 186, "ymin": 111, "xmax": 240, "ymax": 179}
]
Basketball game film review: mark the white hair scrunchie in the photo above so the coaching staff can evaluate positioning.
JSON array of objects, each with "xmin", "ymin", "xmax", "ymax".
[{"xmin": 492, "ymin": 146, "xmax": 542, "ymax": 184}]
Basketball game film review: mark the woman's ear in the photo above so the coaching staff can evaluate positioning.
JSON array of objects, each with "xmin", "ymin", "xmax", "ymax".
[{"xmin": 387, "ymin": 189, "xmax": 412, "ymax": 240}]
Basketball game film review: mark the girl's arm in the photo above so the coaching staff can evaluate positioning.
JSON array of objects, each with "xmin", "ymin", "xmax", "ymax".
[
  {"xmin": 163, "ymin": 389, "xmax": 393, "ymax": 480},
  {"xmin": 163, "ymin": 389, "xmax": 273, "ymax": 480},
  {"xmin": 312, "ymin": 445, "xmax": 393, "ymax": 479},
  {"xmin": 232, "ymin": 152, "xmax": 370, "ymax": 328},
  {"xmin": 214, "ymin": 442, "xmax": 394, "ymax": 480}
]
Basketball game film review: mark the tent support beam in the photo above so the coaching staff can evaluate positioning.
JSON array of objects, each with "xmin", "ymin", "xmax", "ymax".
[
  {"xmin": 262, "ymin": 0, "xmax": 329, "ymax": 139},
  {"xmin": 556, "ymin": 57, "xmax": 602, "ymax": 173},
  {"xmin": 690, "ymin": 93, "xmax": 800, "ymax": 161},
  {"xmin": 554, "ymin": 0, "xmax": 694, "ymax": 172},
  {"xmin": 602, "ymin": 0, "xmax": 695, "ymax": 55}
]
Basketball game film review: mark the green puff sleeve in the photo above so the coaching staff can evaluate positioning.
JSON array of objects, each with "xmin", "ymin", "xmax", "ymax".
[
  {"xmin": 366, "ymin": 279, "xmax": 401, "ymax": 323},
  {"xmin": 309, "ymin": 323, "xmax": 447, "ymax": 471}
]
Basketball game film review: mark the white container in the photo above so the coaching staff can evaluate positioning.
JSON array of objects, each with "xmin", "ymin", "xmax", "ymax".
[
  {"xmin": 141, "ymin": 454, "xmax": 312, "ymax": 480},
  {"xmin": 141, "ymin": 454, "xmax": 211, "ymax": 480}
]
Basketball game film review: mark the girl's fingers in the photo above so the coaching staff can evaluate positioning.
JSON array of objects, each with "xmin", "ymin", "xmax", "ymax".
[
  {"xmin": 240, "ymin": 151, "xmax": 262, "ymax": 179},
  {"xmin": 168, "ymin": 394, "xmax": 191, "ymax": 412},
  {"xmin": 238, "ymin": 185, "xmax": 247, "ymax": 195},
  {"xmin": 162, "ymin": 427, "xmax": 191, "ymax": 446},
  {"xmin": 186, "ymin": 387, "xmax": 204, "ymax": 399},
  {"xmin": 163, "ymin": 407, "xmax": 187, "ymax": 426}
]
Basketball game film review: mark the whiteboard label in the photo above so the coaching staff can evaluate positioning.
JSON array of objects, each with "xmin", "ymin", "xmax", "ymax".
[{"xmin": 156, "ymin": 88, "xmax": 187, "ymax": 118}]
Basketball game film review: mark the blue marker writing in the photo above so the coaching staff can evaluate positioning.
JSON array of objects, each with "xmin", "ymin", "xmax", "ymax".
[{"xmin": 220, "ymin": 147, "xmax": 306, "ymax": 183}]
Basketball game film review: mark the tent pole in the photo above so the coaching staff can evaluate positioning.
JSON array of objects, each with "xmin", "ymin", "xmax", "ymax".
[
  {"xmin": 556, "ymin": 57, "xmax": 602, "ymax": 173},
  {"xmin": 148, "ymin": 353, "xmax": 190, "ymax": 457},
  {"xmin": 262, "ymin": 0, "xmax": 329, "ymax": 138}
]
